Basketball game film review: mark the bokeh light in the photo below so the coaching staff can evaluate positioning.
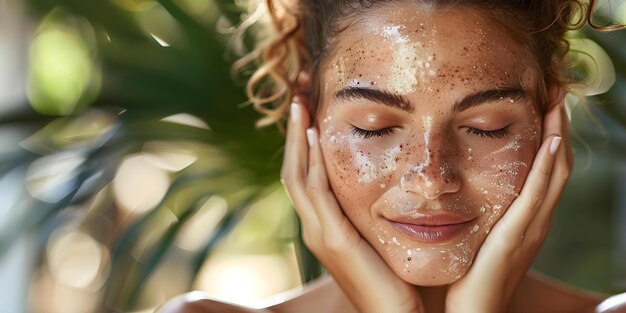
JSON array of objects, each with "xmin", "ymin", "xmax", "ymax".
[
  {"xmin": 46, "ymin": 227, "xmax": 109, "ymax": 290},
  {"xmin": 113, "ymin": 154, "xmax": 171, "ymax": 216},
  {"xmin": 194, "ymin": 253, "xmax": 296, "ymax": 307},
  {"xmin": 27, "ymin": 10, "xmax": 100, "ymax": 116}
]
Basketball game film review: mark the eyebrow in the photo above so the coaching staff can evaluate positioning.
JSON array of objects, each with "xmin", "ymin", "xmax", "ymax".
[
  {"xmin": 335, "ymin": 87, "xmax": 414, "ymax": 112},
  {"xmin": 334, "ymin": 85, "xmax": 527, "ymax": 113},
  {"xmin": 453, "ymin": 86, "xmax": 528, "ymax": 113}
]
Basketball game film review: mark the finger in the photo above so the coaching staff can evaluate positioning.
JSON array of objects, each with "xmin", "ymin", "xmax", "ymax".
[
  {"xmin": 305, "ymin": 127, "xmax": 353, "ymax": 237},
  {"xmin": 543, "ymin": 102, "xmax": 572, "ymax": 164},
  {"xmin": 489, "ymin": 135, "xmax": 562, "ymax": 240},
  {"xmin": 282, "ymin": 98, "xmax": 318, "ymax": 224},
  {"xmin": 530, "ymin": 105, "xmax": 572, "ymax": 233},
  {"xmin": 282, "ymin": 98, "xmax": 311, "ymax": 182}
]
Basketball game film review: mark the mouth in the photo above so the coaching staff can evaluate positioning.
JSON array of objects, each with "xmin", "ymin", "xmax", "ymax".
[{"xmin": 386, "ymin": 214, "xmax": 477, "ymax": 244}]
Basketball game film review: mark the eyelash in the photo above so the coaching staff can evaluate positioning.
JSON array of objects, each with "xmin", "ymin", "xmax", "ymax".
[
  {"xmin": 464, "ymin": 127, "xmax": 510, "ymax": 139},
  {"xmin": 351, "ymin": 126, "xmax": 397, "ymax": 139},
  {"xmin": 350, "ymin": 126, "xmax": 510, "ymax": 139}
]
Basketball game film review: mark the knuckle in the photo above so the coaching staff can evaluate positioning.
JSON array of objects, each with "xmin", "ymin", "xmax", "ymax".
[
  {"xmin": 280, "ymin": 170, "xmax": 302, "ymax": 189},
  {"xmin": 323, "ymin": 219, "xmax": 355, "ymax": 252},
  {"xmin": 305, "ymin": 183, "xmax": 318, "ymax": 195},
  {"xmin": 537, "ymin": 230, "xmax": 549, "ymax": 243},
  {"xmin": 526, "ymin": 192, "xmax": 544, "ymax": 208},
  {"xmin": 323, "ymin": 234, "xmax": 346, "ymax": 252},
  {"xmin": 539, "ymin": 167, "xmax": 551, "ymax": 177},
  {"xmin": 305, "ymin": 182, "xmax": 326, "ymax": 196},
  {"xmin": 279, "ymin": 168, "xmax": 291, "ymax": 183},
  {"xmin": 524, "ymin": 233, "xmax": 542, "ymax": 246},
  {"xmin": 302, "ymin": 231, "xmax": 318, "ymax": 250},
  {"xmin": 562, "ymin": 166, "xmax": 572, "ymax": 179},
  {"xmin": 280, "ymin": 174, "xmax": 289, "ymax": 186}
]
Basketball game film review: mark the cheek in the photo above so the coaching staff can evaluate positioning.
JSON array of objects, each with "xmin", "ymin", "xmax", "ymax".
[
  {"xmin": 319, "ymin": 130, "xmax": 398, "ymax": 219},
  {"xmin": 463, "ymin": 133, "xmax": 538, "ymax": 229}
]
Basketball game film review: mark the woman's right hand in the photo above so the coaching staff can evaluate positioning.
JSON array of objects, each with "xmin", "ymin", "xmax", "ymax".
[{"xmin": 280, "ymin": 97, "xmax": 423, "ymax": 313}]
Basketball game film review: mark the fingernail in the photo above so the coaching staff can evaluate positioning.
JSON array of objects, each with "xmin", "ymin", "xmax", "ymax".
[
  {"xmin": 306, "ymin": 128, "xmax": 317, "ymax": 147},
  {"xmin": 549, "ymin": 136, "xmax": 562, "ymax": 155},
  {"xmin": 291, "ymin": 101, "xmax": 300, "ymax": 123}
]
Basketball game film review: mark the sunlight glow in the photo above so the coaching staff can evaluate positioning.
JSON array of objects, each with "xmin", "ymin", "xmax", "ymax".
[
  {"xmin": 194, "ymin": 254, "xmax": 292, "ymax": 307},
  {"xmin": 113, "ymin": 154, "xmax": 170, "ymax": 215},
  {"xmin": 47, "ymin": 228, "xmax": 105, "ymax": 289}
]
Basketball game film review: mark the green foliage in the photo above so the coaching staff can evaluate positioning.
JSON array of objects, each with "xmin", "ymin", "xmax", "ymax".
[{"xmin": 2, "ymin": 0, "xmax": 318, "ymax": 311}]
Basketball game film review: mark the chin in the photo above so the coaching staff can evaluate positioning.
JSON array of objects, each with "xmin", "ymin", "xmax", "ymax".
[
  {"xmin": 394, "ymin": 261, "xmax": 472, "ymax": 286},
  {"xmin": 377, "ymin": 242, "xmax": 477, "ymax": 286}
]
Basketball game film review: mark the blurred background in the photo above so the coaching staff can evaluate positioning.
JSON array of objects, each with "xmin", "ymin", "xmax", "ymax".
[{"xmin": 0, "ymin": 0, "xmax": 625, "ymax": 312}]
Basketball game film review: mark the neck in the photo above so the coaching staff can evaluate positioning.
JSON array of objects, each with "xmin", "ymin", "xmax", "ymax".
[{"xmin": 416, "ymin": 285, "xmax": 449, "ymax": 313}]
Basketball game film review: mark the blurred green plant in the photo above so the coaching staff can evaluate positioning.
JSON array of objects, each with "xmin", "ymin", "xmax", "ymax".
[
  {"xmin": 0, "ymin": 0, "xmax": 625, "ymax": 312},
  {"xmin": 1, "ymin": 0, "xmax": 319, "ymax": 311}
]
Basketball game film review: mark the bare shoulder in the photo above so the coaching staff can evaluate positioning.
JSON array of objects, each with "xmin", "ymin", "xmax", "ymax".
[
  {"xmin": 155, "ymin": 292, "xmax": 273, "ymax": 313},
  {"xmin": 510, "ymin": 271, "xmax": 626, "ymax": 313},
  {"xmin": 596, "ymin": 293, "xmax": 626, "ymax": 313},
  {"xmin": 155, "ymin": 275, "xmax": 357, "ymax": 313}
]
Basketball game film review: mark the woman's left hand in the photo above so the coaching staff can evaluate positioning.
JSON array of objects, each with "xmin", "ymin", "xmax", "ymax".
[{"xmin": 446, "ymin": 101, "xmax": 572, "ymax": 313}]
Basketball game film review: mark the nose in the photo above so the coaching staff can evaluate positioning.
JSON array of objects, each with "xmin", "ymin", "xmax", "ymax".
[{"xmin": 400, "ymin": 144, "xmax": 461, "ymax": 200}]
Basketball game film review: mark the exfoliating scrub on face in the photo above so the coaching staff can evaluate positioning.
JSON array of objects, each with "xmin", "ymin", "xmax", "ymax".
[{"xmin": 317, "ymin": 3, "xmax": 541, "ymax": 285}]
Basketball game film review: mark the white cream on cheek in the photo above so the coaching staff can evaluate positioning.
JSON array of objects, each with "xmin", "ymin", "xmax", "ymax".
[
  {"xmin": 353, "ymin": 143, "xmax": 401, "ymax": 183},
  {"xmin": 470, "ymin": 135, "xmax": 537, "ymax": 235},
  {"xmin": 322, "ymin": 124, "xmax": 401, "ymax": 184},
  {"xmin": 490, "ymin": 135, "xmax": 522, "ymax": 154}
]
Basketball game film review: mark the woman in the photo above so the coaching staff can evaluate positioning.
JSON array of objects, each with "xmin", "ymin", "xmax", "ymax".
[{"xmin": 159, "ymin": 0, "xmax": 626, "ymax": 312}]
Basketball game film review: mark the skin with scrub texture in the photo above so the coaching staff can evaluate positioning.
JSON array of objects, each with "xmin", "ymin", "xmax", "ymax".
[
  {"xmin": 316, "ymin": 5, "xmax": 541, "ymax": 285},
  {"xmin": 158, "ymin": 1, "xmax": 626, "ymax": 313}
]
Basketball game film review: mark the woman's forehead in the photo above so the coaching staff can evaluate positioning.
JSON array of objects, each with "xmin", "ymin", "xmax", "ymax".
[{"xmin": 321, "ymin": 3, "xmax": 536, "ymax": 96}]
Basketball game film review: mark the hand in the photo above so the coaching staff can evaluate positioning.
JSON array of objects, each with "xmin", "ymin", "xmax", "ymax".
[
  {"xmin": 446, "ymin": 102, "xmax": 572, "ymax": 313},
  {"xmin": 280, "ymin": 97, "xmax": 424, "ymax": 313}
]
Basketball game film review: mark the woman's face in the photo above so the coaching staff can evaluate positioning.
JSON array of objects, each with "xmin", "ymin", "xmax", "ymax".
[{"xmin": 316, "ymin": 3, "xmax": 542, "ymax": 286}]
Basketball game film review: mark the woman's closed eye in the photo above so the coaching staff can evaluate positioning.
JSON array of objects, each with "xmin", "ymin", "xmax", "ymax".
[
  {"xmin": 464, "ymin": 126, "xmax": 511, "ymax": 139},
  {"xmin": 350, "ymin": 125, "xmax": 511, "ymax": 139},
  {"xmin": 350, "ymin": 125, "xmax": 398, "ymax": 139}
]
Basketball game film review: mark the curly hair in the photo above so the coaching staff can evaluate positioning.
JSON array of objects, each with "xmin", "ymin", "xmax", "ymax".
[{"xmin": 235, "ymin": 0, "xmax": 622, "ymax": 129}]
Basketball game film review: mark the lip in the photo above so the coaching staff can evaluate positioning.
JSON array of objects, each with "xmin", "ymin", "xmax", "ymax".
[{"xmin": 386, "ymin": 214, "xmax": 477, "ymax": 244}]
